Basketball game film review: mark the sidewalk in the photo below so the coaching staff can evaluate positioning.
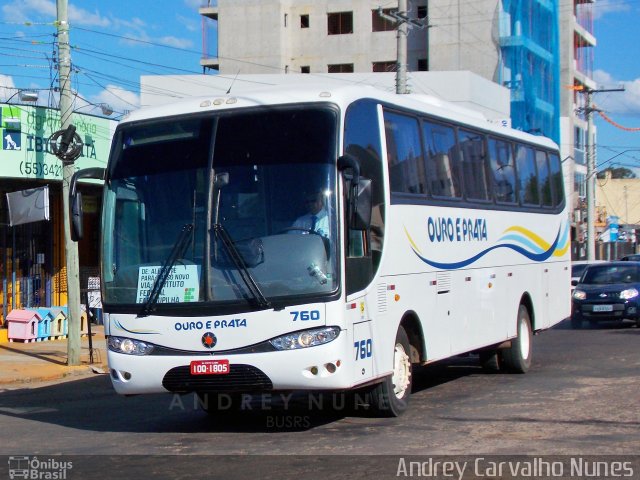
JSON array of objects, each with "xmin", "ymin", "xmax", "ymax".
[{"xmin": 0, "ymin": 324, "xmax": 108, "ymax": 388}]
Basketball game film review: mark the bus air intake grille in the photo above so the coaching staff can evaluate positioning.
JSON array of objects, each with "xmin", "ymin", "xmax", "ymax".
[{"xmin": 162, "ymin": 364, "xmax": 273, "ymax": 393}]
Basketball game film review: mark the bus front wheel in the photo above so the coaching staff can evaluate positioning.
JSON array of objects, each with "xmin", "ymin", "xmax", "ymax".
[
  {"xmin": 367, "ymin": 326, "xmax": 412, "ymax": 417},
  {"xmin": 501, "ymin": 305, "xmax": 533, "ymax": 373}
]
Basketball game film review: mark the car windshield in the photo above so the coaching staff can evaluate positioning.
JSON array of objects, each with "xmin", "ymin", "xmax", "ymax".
[
  {"xmin": 101, "ymin": 106, "xmax": 340, "ymax": 312},
  {"xmin": 571, "ymin": 264, "xmax": 589, "ymax": 278},
  {"xmin": 581, "ymin": 265, "xmax": 640, "ymax": 285}
]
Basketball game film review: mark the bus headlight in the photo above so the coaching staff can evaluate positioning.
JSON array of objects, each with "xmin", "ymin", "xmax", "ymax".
[
  {"xmin": 108, "ymin": 336, "xmax": 155, "ymax": 355},
  {"xmin": 270, "ymin": 327, "xmax": 340, "ymax": 350},
  {"xmin": 620, "ymin": 288, "xmax": 639, "ymax": 300},
  {"xmin": 572, "ymin": 289, "xmax": 586, "ymax": 300}
]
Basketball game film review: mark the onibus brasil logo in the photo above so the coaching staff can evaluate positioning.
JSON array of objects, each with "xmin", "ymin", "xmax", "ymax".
[{"xmin": 8, "ymin": 456, "xmax": 72, "ymax": 479}]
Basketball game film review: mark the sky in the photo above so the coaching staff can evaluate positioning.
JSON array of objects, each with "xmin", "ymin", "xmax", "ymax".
[
  {"xmin": 590, "ymin": 0, "xmax": 640, "ymax": 173},
  {"xmin": 1, "ymin": 0, "xmax": 639, "ymax": 172}
]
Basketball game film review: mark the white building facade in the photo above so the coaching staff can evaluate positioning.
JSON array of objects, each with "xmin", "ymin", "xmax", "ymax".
[{"xmin": 198, "ymin": 0, "xmax": 597, "ymax": 258}]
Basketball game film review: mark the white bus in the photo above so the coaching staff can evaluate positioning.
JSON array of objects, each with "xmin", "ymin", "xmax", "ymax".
[{"xmin": 71, "ymin": 85, "xmax": 570, "ymax": 416}]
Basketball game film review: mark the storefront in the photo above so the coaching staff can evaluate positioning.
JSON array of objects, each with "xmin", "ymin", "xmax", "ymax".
[{"xmin": 0, "ymin": 103, "xmax": 116, "ymax": 323}]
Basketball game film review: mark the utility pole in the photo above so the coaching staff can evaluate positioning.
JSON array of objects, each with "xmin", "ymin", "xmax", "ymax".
[
  {"xmin": 56, "ymin": 0, "xmax": 82, "ymax": 366},
  {"xmin": 583, "ymin": 86, "xmax": 625, "ymax": 261},
  {"xmin": 377, "ymin": 2, "xmax": 428, "ymax": 95},
  {"xmin": 396, "ymin": 0, "xmax": 408, "ymax": 94}
]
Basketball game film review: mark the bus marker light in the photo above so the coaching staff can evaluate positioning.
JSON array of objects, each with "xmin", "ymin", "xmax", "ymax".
[
  {"xmin": 394, "ymin": 294, "xmax": 400, "ymax": 302},
  {"xmin": 325, "ymin": 363, "xmax": 337, "ymax": 374},
  {"xmin": 310, "ymin": 366, "xmax": 318, "ymax": 375},
  {"xmin": 488, "ymin": 282, "xmax": 493, "ymax": 288},
  {"xmin": 336, "ymin": 360, "xmax": 341, "ymax": 367},
  {"xmin": 200, "ymin": 100, "xmax": 211, "ymax": 107}
]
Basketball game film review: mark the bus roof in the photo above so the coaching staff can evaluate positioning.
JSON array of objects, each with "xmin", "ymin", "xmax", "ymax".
[{"xmin": 123, "ymin": 84, "xmax": 558, "ymax": 150}]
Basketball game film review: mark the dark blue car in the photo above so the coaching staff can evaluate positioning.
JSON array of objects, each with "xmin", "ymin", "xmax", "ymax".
[{"xmin": 571, "ymin": 261, "xmax": 640, "ymax": 329}]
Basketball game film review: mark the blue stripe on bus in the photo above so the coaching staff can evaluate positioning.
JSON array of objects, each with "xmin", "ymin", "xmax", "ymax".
[{"xmin": 410, "ymin": 226, "xmax": 562, "ymax": 270}]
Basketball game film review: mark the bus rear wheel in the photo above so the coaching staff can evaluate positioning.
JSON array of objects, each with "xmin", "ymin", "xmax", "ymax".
[
  {"xmin": 368, "ymin": 326, "xmax": 412, "ymax": 417},
  {"xmin": 501, "ymin": 304, "xmax": 533, "ymax": 373}
]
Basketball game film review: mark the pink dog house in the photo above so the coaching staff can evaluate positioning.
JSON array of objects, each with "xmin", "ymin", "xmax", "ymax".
[{"xmin": 7, "ymin": 309, "xmax": 42, "ymax": 342}]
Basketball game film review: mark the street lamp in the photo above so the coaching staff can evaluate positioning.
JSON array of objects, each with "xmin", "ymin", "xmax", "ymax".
[
  {"xmin": 3, "ymin": 89, "xmax": 39, "ymax": 104},
  {"xmin": 73, "ymin": 101, "xmax": 114, "ymax": 117},
  {"xmin": 99, "ymin": 103, "xmax": 113, "ymax": 116}
]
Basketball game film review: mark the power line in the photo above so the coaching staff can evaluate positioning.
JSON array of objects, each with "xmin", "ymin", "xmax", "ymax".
[{"xmin": 72, "ymin": 25, "xmax": 202, "ymax": 56}]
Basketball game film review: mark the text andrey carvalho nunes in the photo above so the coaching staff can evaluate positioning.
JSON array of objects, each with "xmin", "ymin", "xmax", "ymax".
[{"xmin": 396, "ymin": 457, "xmax": 635, "ymax": 479}]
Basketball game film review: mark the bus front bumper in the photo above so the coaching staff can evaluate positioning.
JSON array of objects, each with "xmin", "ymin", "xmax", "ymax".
[{"xmin": 107, "ymin": 333, "xmax": 357, "ymax": 395}]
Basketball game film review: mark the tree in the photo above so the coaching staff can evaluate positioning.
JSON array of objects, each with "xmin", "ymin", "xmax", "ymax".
[{"xmin": 597, "ymin": 167, "xmax": 636, "ymax": 179}]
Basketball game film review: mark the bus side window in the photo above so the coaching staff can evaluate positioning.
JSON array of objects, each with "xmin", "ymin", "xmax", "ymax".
[
  {"xmin": 536, "ymin": 150, "xmax": 553, "ymax": 207},
  {"xmin": 384, "ymin": 111, "xmax": 426, "ymax": 195},
  {"xmin": 459, "ymin": 129, "xmax": 490, "ymax": 201},
  {"xmin": 344, "ymin": 99, "xmax": 385, "ymax": 295},
  {"xmin": 488, "ymin": 138, "xmax": 517, "ymax": 204},
  {"xmin": 423, "ymin": 120, "xmax": 461, "ymax": 198},
  {"xmin": 515, "ymin": 144, "xmax": 539, "ymax": 206},
  {"xmin": 548, "ymin": 152, "xmax": 564, "ymax": 207}
]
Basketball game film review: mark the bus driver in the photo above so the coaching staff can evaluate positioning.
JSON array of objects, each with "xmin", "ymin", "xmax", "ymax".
[{"xmin": 292, "ymin": 190, "xmax": 330, "ymax": 239}]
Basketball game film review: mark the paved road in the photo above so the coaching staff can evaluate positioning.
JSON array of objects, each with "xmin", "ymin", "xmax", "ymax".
[{"xmin": 0, "ymin": 319, "xmax": 638, "ymax": 477}]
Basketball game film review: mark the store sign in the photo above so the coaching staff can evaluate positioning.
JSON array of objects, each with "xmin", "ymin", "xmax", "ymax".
[{"xmin": 0, "ymin": 104, "xmax": 116, "ymax": 180}]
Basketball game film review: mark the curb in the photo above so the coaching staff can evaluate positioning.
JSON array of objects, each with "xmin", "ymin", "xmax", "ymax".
[{"xmin": 0, "ymin": 364, "xmax": 109, "ymax": 387}]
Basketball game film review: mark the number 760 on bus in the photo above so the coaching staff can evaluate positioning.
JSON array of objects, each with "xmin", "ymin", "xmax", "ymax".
[{"xmin": 354, "ymin": 339, "xmax": 372, "ymax": 360}]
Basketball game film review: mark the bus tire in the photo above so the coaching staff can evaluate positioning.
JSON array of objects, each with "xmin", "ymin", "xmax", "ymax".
[
  {"xmin": 368, "ymin": 326, "xmax": 412, "ymax": 417},
  {"xmin": 501, "ymin": 305, "xmax": 533, "ymax": 373}
]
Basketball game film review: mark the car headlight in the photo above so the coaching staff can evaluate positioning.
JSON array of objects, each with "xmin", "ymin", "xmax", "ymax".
[
  {"xmin": 620, "ymin": 288, "xmax": 639, "ymax": 300},
  {"xmin": 270, "ymin": 326, "xmax": 340, "ymax": 350},
  {"xmin": 108, "ymin": 336, "xmax": 155, "ymax": 355},
  {"xmin": 572, "ymin": 289, "xmax": 586, "ymax": 300}
]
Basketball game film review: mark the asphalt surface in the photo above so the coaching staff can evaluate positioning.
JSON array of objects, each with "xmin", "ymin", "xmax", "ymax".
[{"xmin": 0, "ymin": 319, "xmax": 638, "ymax": 480}]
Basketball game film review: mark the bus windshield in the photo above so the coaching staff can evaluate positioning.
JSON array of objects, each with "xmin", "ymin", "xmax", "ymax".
[{"xmin": 101, "ymin": 107, "xmax": 339, "ymax": 312}]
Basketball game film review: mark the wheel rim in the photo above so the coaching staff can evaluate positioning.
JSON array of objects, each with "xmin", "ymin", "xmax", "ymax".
[
  {"xmin": 519, "ymin": 315, "xmax": 531, "ymax": 360},
  {"xmin": 392, "ymin": 343, "xmax": 411, "ymax": 398}
]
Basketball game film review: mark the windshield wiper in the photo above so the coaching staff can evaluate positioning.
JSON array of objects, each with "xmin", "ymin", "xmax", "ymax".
[
  {"xmin": 213, "ymin": 223, "xmax": 272, "ymax": 310},
  {"xmin": 138, "ymin": 223, "xmax": 194, "ymax": 317}
]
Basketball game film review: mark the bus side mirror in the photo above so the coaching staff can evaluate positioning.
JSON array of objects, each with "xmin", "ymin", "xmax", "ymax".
[
  {"xmin": 71, "ymin": 191, "xmax": 84, "ymax": 241},
  {"xmin": 70, "ymin": 167, "xmax": 105, "ymax": 241},
  {"xmin": 338, "ymin": 154, "xmax": 372, "ymax": 230}
]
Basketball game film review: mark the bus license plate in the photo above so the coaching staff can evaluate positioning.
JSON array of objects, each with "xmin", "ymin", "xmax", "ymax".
[
  {"xmin": 190, "ymin": 359, "xmax": 230, "ymax": 375},
  {"xmin": 593, "ymin": 305, "xmax": 613, "ymax": 312}
]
